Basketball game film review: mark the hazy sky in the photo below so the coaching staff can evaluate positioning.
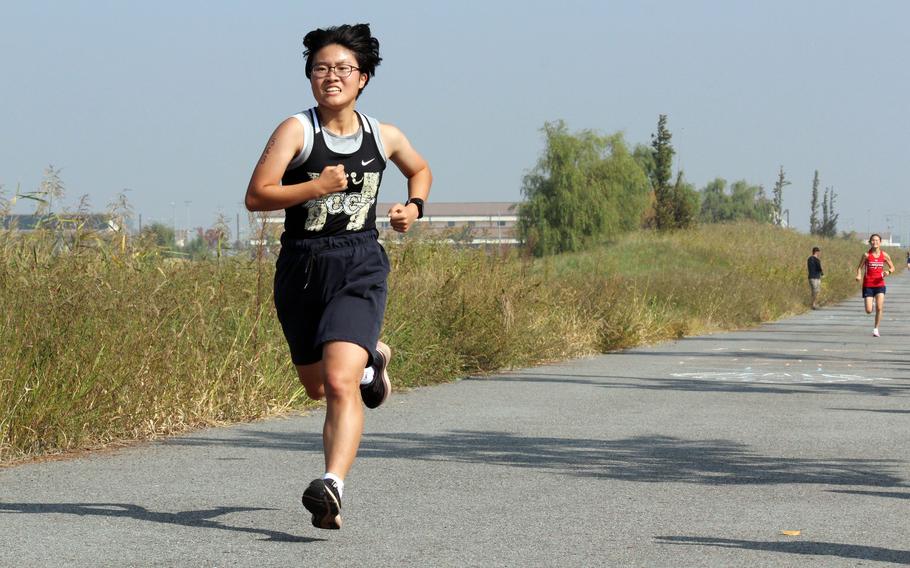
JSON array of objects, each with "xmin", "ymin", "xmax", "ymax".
[{"xmin": 2, "ymin": 0, "xmax": 908, "ymax": 238}]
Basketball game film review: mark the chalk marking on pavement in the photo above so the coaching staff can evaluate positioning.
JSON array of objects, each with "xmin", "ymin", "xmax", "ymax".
[{"xmin": 670, "ymin": 371, "xmax": 892, "ymax": 384}]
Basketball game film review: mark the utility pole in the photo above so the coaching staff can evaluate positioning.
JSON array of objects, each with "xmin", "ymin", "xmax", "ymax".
[
  {"xmin": 171, "ymin": 201, "xmax": 177, "ymax": 243},
  {"xmin": 896, "ymin": 212, "xmax": 910, "ymax": 248},
  {"xmin": 121, "ymin": 188, "xmax": 133, "ymax": 235},
  {"xmin": 184, "ymin": 200, "xmax": 191, "ymax": 239},
  {"xmin": 887, "ymin": 212, "xmax": 910, "ymax": 247}
]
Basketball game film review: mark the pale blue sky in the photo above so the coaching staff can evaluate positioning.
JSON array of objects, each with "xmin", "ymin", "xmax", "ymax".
[{"xmin": 2, "ymin": 1, "xmax": 908, "ymax": 239}]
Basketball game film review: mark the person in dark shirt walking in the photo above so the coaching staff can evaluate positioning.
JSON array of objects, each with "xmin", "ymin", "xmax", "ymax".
[{"xmin": 808, "ymin": 246, "xmax": 823, "ymax": 309}]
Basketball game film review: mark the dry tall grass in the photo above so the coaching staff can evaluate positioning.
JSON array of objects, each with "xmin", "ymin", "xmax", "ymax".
[
  {"xmin": 0, "ymin": 222, "xmax": 889, "ymax": 463},
  {"xmin": 0, "ymin": 231, "xmax": 298, "ymax": 463}
]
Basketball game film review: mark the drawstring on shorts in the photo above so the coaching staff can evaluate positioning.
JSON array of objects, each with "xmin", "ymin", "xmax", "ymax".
[{"xmin": 303, "ymin": 254, "xmax": 314, "ymax": 289}]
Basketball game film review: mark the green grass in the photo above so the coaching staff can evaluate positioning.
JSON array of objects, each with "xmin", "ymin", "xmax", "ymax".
[{"xmin": 0, "ymin": 222, "xmax": 895, "ymax": 464}]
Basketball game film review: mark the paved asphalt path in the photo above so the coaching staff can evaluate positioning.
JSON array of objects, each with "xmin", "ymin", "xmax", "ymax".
[{"xmin": 2, "ymin": 275, "xmax": 909, "ymax": 567}]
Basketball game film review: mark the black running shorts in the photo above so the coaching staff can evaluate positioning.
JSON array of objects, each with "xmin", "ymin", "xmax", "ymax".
[
  {"xmin": 862, "ymin": 286, "xmax": 886, "ymax": 298},
  {"xmin": 274, "ymin": 229, "xmax": 389, "ymax": 366}
]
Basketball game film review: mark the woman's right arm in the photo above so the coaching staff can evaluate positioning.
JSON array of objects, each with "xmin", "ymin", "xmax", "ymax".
[
  {"xmin": 244, "ymin": 118, "xmax": 347, "ymax": 211},
  {"xmin": 856, "ymin": 255, "xmax": 866, "ymax": 280}
]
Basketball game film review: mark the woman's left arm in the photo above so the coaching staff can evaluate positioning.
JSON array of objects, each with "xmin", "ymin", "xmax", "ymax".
[{"xmin": 381, "ymin": 123, "xmax": 432, "ymax": 233}]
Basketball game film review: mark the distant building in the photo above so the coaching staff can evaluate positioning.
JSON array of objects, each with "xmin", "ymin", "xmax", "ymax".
[
  {"xmin": 1, "ymin": 213, "xmax": 118, "ymax": 232},
  {"xmin": 377, "ymin": 201, "xmax": 519, "ymax": 245},
  {"xmin": 850, "ymin": 231, "xmax": 901, "ymax": 247},
  {"xmin": 254, "ymin": 202, "xmax": 522, "ymax": 246},
  {"xmin": 873, "ymin": 232, "xmax": 900, "ymax": 247}
]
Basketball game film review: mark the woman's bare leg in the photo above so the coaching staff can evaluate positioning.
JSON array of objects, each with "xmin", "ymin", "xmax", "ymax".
[
  {"xmin": 321, "ymin": 341, "xmax": 369, "ymax": 479},
  {"xmin": 874, "ymin": 293, "xmax": 885, "ymax": 329}
]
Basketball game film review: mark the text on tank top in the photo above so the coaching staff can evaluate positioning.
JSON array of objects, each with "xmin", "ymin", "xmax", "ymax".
[{"xmin": 281, "ymin": 109, "xmax": 386, "ymax": 239}]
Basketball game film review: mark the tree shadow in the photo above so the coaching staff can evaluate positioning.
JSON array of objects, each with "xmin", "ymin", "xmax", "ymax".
[
  {"xmin": 616, "ymin": 349, "xmax": 894, "ymax": 365},
  {"xmin": 473, "ymin": 373, "xmax": 910, "ymax": 397},
  {"xmin": 654, "ymin": 535, "xmax": 910, "ymax": 564},
  {"xmin": 0, "ymin": 502, "xmax": 321, "ymax": 543},
  {"xmin": 166, "ymin": 430, "xmax": 908, "ymax": 488},
  {"xmin": 827, "ymin": 489, "xmax": 910, "ymax": 500},
  {"xmin": 683, "ymin": 336, "xmax": 851, "ymax": 345},
  {"xmin": 829, "ymin": 407, "xmax": 910, "ymax": 414},
  {"xmin": 610, "ymin": 376, "xmax": 910, "ymax": 396}
]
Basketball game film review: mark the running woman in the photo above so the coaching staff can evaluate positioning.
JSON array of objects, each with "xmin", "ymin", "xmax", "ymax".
[
  {"xmin": 855, "ymin": 233, "xmax": 894, "ymax": 337},
  {"xmin": 244, "ymin": 23, "xmax": 431, "ymax": 529}
]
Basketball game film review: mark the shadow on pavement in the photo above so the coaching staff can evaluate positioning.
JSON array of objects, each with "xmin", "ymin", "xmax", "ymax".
[
  {"xmin": 613, "ymin": 349, "xmax": 905, "ymax": 365},
  {"xmin": 828, "ymin": 407, "xmax": 910, "ymax": 414},
  {"xmin": 472, "ymin": 374, "xmax": 910, "ymax": 397},
  {"xmin": 682, "ymin": 336, "xmax": 853, "ymax": 345},
  {"xmin": 653, "ymin": 536, "xmax": 910, "ymax": 565},
  {"xmin": 166, "ymin": 430, "xmax": 909, "ymax": 488},
  {"xmin": 827, "ymin": 489, "xmax": 910, "ymax": 500},
  {"xmin": 0, "ymin": 502, "xmax": 321, "ymax": 543}
]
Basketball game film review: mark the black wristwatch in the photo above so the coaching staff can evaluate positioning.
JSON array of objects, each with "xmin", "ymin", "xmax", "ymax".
[{"xmin": 406, "ymin": 197, "xmax": 424, "ymax": 219}]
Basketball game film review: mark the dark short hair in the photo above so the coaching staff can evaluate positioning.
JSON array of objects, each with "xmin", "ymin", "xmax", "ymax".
[
  {"xmin": 303, "ymin": 24, "xmax": 382, "ymax": 98},
  {"xmin": 812, "ymin": 247, "xmax": 820, "ymax": 253}
]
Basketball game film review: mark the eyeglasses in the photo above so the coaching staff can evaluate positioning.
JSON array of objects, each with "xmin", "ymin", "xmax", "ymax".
[{"xmin": 311, "ymin": 64, "xmax": 360, "ymax": 78}]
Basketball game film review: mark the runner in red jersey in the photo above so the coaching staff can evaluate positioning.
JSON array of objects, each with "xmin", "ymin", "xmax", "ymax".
[{"xmin": 855, "ymin": 233, "xmax": 895, "ymax": 337}]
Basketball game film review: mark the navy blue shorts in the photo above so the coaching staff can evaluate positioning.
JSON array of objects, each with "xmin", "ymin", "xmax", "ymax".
[
  {"xmin": 862, "ymin": 286, "xmax": 886, "ymax": 298},
  {"xmin": 274, "ymin": 229, "xmax": 390, "ymax": 366}
]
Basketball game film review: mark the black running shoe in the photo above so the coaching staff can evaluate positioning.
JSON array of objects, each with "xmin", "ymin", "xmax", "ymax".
[
  {"xmin": 360, "ymin": 341, "xmax": 392, "ymax": 409},
  {"xmin": 301, "ymin": 478, "xmax": 342, "ymax": 530}
]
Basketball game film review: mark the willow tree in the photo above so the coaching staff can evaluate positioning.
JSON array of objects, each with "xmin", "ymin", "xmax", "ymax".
[
  {"xmin": 699, "ymin": 178, "xmax": 773, "ymax": 224},
  {"xmin": 518, "ymin": 121, "xmax": 651, "ymax": 256}
]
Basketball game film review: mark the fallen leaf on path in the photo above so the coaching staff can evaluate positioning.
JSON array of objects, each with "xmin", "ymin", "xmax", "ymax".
[{"xmin": 780, "ymin": 530, "xmax": 801, "ymax": 536}]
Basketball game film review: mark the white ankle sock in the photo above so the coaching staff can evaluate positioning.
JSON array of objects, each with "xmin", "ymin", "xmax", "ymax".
[
  {"xmin": 360, "ymin": 366, "xmax": 374, "ymax": 385},
  {"xmin": 323, "ymin": 472, "xmax": 344, "ymax": 497}
]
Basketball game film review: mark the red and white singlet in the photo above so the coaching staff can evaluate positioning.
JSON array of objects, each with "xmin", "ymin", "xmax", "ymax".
[{"xmin": 863, "ymin": 251, "xmax": 886, "ymax": 288}]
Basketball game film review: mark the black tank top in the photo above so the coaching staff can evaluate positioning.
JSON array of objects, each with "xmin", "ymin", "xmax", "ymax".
[{"xmin": 281, "ymin": 109, "xmax": 386, "ymax": 239}]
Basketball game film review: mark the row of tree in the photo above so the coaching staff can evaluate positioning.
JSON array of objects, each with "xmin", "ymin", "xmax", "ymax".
[
  {"xmin": 518, "ymin": 115, "xmax": 840, "ymax": 256},
  {"xmin": 517, "ymin": 122, "xmax": 652, "ymax": 256},
  {"xmin": 140, "ymin": 221, "xmax": 233, "ymax": 259},
  {"xmin": 808, "ymin": 170, "xmax": 839, "ymax": 238}
]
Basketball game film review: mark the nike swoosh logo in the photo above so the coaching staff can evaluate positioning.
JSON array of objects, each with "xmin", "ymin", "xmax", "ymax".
[{"xmin": 361, "ymin": 158, "xmax": 376, "ymax": 166}]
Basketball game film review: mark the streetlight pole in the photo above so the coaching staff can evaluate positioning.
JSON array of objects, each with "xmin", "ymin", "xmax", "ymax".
[
  {"xmin": 184, "ymin": 200, "xmax": 191, "ymax": 241},
  {"xmin": 893, "ymin": 211, "xmax": 910, "ymax": 248},
  {"xmin": 895, "ymin": 211, "xmax": 910, "ymax": 249},
  {"xmin": 899, "ymin": 214, "xmax": 905, "ymax": 248},
  {"xmin": 121, "ymin": 188, "xmax": 133, "ymax": 233}
]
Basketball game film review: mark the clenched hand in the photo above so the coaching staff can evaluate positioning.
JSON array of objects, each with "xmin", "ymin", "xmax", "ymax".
[
  {"xmin": 388, "ymin": 202, "xmax": 418, "ymax": 233},
  {"xmin": 317, "ymin": 164, "xmax": 348, "ymax": 194}
]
